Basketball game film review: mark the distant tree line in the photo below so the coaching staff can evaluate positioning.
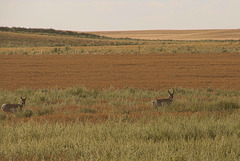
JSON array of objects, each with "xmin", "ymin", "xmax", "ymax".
[{"xmin": 0, "ymin": 26, "xmax": 108, "ymax": 39}]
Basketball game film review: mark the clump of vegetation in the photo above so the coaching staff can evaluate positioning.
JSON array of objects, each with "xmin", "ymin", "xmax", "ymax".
[
  {"xmin": 0, "ymin": 113, "xmax": 6, "ymax": 120},
  {"xmin": 210, "ymin": 100, "xmax": 240, "ymax": 111},
  {"xmin": 22, "ymin": 109, "xmax": 34, "ymax": 117},
  {"xmin": 36, "ymin": 108, "xmax": 54, "ymax": 116},
  {"xmin": 78, "ymin": 107, "xmax": 97, "ymax": 114},
  {"xmin": 13, "ymin": 109, "xmax": 33, "ymax": 118}
]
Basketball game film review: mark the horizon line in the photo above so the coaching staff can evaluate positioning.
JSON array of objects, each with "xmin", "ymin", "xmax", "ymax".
[{"xmin": 1, "ymin": 25, "xmax": 240, "ymax": 32}]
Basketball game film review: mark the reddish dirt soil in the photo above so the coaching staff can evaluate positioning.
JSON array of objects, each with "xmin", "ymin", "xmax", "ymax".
[{"xmin": 0, "ymin": 53, "xmax": 240, "ymax": 90}]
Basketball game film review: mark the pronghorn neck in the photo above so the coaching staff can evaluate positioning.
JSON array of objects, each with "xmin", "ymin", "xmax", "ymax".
[
  {"xmin": 21, "ymin": 101, "xmax": 25, "ymax": 106},
  {"xmin": 20, "ymin": 97, "xmax": 26, "ymax": 106}
]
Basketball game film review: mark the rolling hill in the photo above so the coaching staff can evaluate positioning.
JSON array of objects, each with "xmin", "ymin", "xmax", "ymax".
[{"xmin": 91, "ymin": 29, "xmax": 240, "ymax": 40}]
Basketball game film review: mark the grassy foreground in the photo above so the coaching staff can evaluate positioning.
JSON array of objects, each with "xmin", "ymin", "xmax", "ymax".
[
  {"xmin": 1, "ymin": 115, "xmax": 240, "ymax": 160},
  {"xmin": 0, "ymin": 87, "xmax": 240, "ymax": 160}
]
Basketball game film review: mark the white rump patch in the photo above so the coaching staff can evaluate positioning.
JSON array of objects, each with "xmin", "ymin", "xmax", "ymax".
[{"xmin": 1, "ymin": 104, "xmax": 7, "ymax": 111}]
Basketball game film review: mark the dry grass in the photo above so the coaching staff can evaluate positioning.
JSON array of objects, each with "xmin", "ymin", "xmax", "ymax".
[
  {"xmin": 0, "ymin": 87, "xmax": 240, "ymax": 160},
  {"xmin": 0, "ymin": 87, "xmax": 240, "ymax": 123},
  {"xmin": 1, "ymin": 114, "xmax": 240, "ymax": 160}
]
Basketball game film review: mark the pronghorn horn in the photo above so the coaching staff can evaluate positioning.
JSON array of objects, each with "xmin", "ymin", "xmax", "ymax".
[{"xmin": 168, "ymin": 90, "xmax": 171, "ymax": 95}]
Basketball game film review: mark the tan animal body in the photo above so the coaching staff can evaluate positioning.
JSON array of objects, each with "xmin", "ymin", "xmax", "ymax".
[
  {"xmin": 1, "ymin": 97, "xmax": 27, "ymax": 113},
  {"xmin": 152, "ymin": 89, "xmax": 174, "ymax": 107}
]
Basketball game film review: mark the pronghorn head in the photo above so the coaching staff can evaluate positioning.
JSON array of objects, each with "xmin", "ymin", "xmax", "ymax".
[
  {"xmin": 20, "ymin": 97, "xmax": 27, "ymax": 106},
  {"xmin": 168, "ymin": 89, "xmax": 174, "ymax": 100}
]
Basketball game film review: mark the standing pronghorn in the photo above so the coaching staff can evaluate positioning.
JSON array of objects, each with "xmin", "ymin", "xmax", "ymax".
[
  {"xmin": 152, "ymin": 89, "xmax": 174, "ymax": 107},
  {"xmin": 1, "ymin": 97, "xmax": 27, "ymax": 113}
]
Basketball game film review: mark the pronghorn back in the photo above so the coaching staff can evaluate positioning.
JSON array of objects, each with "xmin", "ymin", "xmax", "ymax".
[
  {"xmin": 152, "ymin": 89, "xmax": 175, "ymax": 108},
  {"xmin": 152, "ymin": 98, "xmax": 173, "ymax": 107},
  {"xmin": 1, "ymin": 97, "xmax": 27, "ymax": 113},
  {"xmin": 2, "ymin": 104, "xmax": 23, "ymax": 113}
]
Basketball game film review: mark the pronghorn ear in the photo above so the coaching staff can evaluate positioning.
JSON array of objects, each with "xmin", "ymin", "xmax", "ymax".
[{"xmin": 21, "ymin": 96, "xmax": 23, "ymax": 99}]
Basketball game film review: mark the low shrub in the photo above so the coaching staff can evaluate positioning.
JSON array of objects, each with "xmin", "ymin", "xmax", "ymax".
[
  {"xmin": 23, "ymin": 109, "xmax": 33, "ymax": 117},
  {"xmin": 0, "ymin": 113, "xmax": 6, "ymax": 120},
  {"xmin": 209, "ymin": 100, "xmax": 240, "ymax": 111},
  {"xmin": 36, "ymin": 108, "xmax": 54, "ymax": 116},
  {"xmin": 78, "ymin": 107, "xmax": 97, "ymax": 114},
  {"xmin": 15, "ymin": 109, "xmax": 33, "ymax": 118}
]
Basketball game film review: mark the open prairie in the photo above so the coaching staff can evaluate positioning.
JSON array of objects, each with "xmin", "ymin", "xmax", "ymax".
[
  {"xmin": 1, "ymin": 27, "xmax": 240, "ymax": 160},
  {"xmin": 0, "ymin": 53, "xmax": 240, "ymax": 90},
  {"xmin": 92, "ymin": 29, "xmax": 240, "ymax": 40}
]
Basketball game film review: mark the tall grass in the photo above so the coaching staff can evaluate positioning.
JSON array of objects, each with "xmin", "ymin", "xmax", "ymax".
[
  {"xmin": 0, "ymin": 87, "xmax": 239, "ymax": 115},
  {"xmin": 1, "ymin": 42, "xmax": 240, "ymax": 55},
  {"xmin": 0, "ymin": 114, "xmax": 240, "ymax": 160},
  {"xmin": 0, "ymin": 87, "xmax": 240, "ymax": 160}
]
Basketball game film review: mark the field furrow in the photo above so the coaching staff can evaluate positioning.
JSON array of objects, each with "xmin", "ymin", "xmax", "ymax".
[{"xmin": 0, "ymin": 53, "xmax": 239, "ymax": 90}]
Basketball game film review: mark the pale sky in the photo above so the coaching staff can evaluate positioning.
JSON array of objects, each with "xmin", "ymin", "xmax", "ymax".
[{"xmin": 0, "ymin": 0, "xmax": 239, "ymax": 31}]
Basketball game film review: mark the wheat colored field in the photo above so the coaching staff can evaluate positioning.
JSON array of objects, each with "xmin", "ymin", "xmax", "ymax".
[
  {"xmin": 92, "ymin": 29, "xmax": 240, "ymax": 40},
  {"xmin": 0, "ymin": 53, "xmax": 240, "ymax": 90}
]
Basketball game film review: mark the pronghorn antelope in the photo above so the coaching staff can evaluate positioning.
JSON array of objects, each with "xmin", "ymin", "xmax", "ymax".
[
  {"xmin": 1, "ymin": 97, "xmax": 27, "ymax": 113},
  {"xmin": 152, "ymin": 89, "xmax": 174, "ymax": 107}
]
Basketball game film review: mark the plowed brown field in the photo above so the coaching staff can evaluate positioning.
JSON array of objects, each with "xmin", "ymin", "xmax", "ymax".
[{"xmin": 0, "ymin": 53, "xmax": 240, "ymax": 90}]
